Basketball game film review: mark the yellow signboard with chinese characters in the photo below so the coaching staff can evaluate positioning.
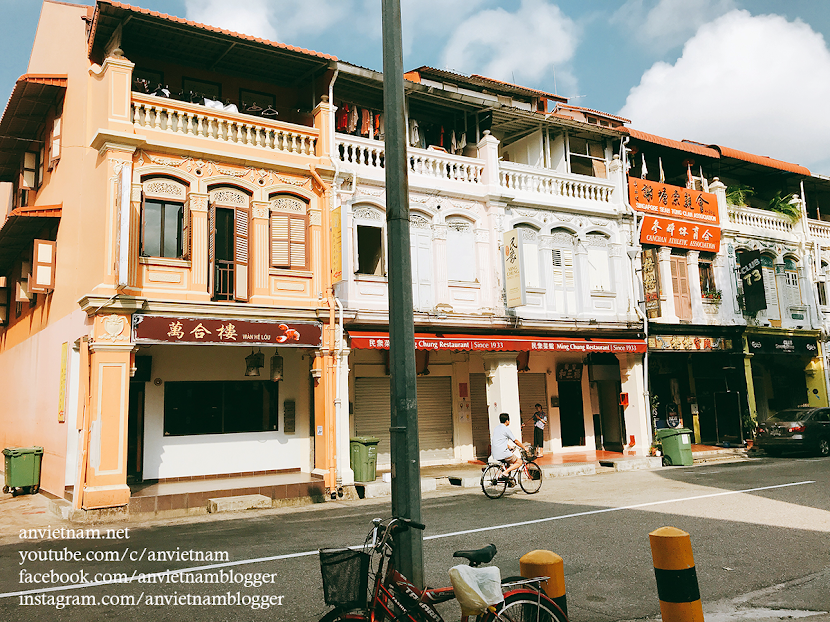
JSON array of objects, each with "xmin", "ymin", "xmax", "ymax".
[
  {"xmin": 58, "ymin": 342, "xmax": 68, "ymax": 423},
  {"xmin": 331, "ymin": 205, "xmax": 342, "ymax": 282},
  {"xmin": 503, "ymin": 229, "xmax": 526, "ymax": 307}
]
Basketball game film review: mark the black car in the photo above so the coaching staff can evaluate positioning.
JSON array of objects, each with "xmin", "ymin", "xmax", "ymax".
[{"xmin": 756, "ymin": 407, "xmax": 830, "ymax": 457}]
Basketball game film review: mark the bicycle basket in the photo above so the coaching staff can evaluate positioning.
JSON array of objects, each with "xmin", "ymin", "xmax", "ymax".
[{"xmin": 319, "ymin": 548, "xmax": 370, "ymax": 608}]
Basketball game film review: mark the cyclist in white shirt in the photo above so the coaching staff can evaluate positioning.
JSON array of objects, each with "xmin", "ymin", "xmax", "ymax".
[{"xmin": 491, "ymin": 413, "xmax": 522, "ymax": 479}]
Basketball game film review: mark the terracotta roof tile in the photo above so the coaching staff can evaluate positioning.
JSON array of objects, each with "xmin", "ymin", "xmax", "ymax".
[
  {"xmin": 628, "ymin": 128, "xmax": 720, "ymax": 159},
  {"xmin": 555, "ymin": 104, "xmax": 630, "ymax": 124},
  {"xmin": 714, "ymin": 145, "xmax": 810, "ymax": 176}
]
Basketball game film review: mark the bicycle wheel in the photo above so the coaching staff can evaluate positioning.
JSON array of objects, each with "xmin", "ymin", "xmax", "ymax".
[
  {"xmin": 481, "ymin": 465, "xmax": 507, "ymax": 499},
  {"xmin": 318, "ymin": 608, "xmax": 369, "ymax": 621},
  {"xmin": 483, "ymin": 589, "xmax": 568, "ymax": 622},
  {"xmin": 518, "ymin": 462, "xmax": 542, "ymax": 494}
]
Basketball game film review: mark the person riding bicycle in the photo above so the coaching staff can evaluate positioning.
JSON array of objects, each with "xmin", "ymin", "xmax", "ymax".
[{"xmin": 490, "ymin": 413, "xmax": 523, "ymax": 481}]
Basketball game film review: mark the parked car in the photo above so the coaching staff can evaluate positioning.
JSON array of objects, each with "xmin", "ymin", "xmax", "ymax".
[{"xmin": 756, "ymin": 408, "xmax": 830, "ymax": 457}]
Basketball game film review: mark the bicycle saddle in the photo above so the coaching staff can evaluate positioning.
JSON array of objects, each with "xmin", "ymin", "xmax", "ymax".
[{"xmin": 453, "ymin": 544, "xmax": 497, "ymax": 566}]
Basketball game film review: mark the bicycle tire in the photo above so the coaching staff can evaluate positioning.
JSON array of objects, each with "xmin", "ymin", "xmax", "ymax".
[
  {"xmin": 317, "ymin": 608, "xmax": 369, "ymax": 621},
  {"xmin": 482, "ymin": 589, "xmax": 568, "ymax": 622},
  {"xmin": 518, "ymin": 462, "xmax": 542, "ymax": 494},
  {"xmin": 481, "ymin": 465, "xmax": 507, "ymax": 499}
]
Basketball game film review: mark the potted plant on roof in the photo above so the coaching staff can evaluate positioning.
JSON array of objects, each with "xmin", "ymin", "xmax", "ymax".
[
  {"xmin": 726, "ymin": 183, "xmax": 755, "ymax": 207},
  {"xmin": 768, "ymin": 191, "xmax": 801, "ymax": 222}
]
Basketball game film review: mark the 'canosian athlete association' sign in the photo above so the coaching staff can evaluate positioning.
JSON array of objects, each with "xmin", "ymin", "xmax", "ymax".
[{"xmin": 132, "ymin": 315, "xmax": 322, "ymax": 347}]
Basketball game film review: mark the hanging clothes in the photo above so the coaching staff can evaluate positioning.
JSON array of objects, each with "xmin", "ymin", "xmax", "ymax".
[
  {"xmin": 409, "ymin": 119, "xmax": 420, "ymax": 146},
  {"xmin": 336, "ymin": 104, "xmax": 349, "ymax": 132},
  {"xmin": 439, "ymin": 125, "xmax": 445, "ymax": 148},
  {"xmin": 373, "ymin": 113, "xmax": 382, "ymax": 140},
  {"xmin": 377, "ymin": 113, "xmax": 384, "ymax": 139},
  {"xmin": 360, "ymin": 109, "xmax": 373, "ymax": 137},
  {"xmin": 348, "ymin": 106, "xmax": 359, "ymax": 133},
  {"xmin": 457, "ymin": 132, "xmax": 467, "ymax": 152},
  {"xmin": 450, "ymin": 130, "xmax": 457, "ymax": 153}
]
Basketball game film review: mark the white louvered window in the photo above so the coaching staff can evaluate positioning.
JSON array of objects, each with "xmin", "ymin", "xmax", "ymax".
[
  {"xmin": 784, "ymin": 258, "xmax": 801, "ymax": 308},
  {"xmin": 759, "ymin": 254, "xmax": 780, "ymax": 321},
  {"xmin": 447, "ymin": 218, "xmax": 475, "ymax": 282},
  {"xmin": 586, "ymin": 233, "xmax": 611, "ymax": 292},
  {"xmin": 270, "ymin": 195, "xmax": 308, "ymax": 270},
  {"xmin": 551, "ymin": 229, "xmax": 576, "ymax": 313},
  {"xmin": 517, "ymin": 225, "xmax": 540, "ymax": 288}
]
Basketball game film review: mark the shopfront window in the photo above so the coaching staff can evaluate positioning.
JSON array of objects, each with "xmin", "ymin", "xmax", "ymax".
[{"xmin": 163, "ymin": 380, "xmax": 278, "ymax": 436}]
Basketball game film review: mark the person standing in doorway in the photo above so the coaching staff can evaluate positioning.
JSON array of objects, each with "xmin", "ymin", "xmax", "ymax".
[{"xmin": 532, "ymin": 403, "xmax": 547, "ymax": 457}]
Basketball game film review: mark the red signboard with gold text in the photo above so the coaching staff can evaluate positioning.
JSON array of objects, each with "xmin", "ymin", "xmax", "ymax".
[
  {"xmin": 132, "ymin": 315, "xmax": 322, "ymax": 347},
  {"xmin": 628, "ymin": 179, "xmax": 719, "ymax": 225},
  {"xmin": 640, "ymin": 215, "xmax": 720, "ymax": 252}
]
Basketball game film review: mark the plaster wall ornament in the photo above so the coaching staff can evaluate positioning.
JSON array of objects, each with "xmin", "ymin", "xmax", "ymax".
[
  {"xmin": 557, "ymin": 213, "xmax": 574, "ymax": 222},
  {"xmin": 609, "ymin": 244, "xmax": 624, "ymax": 257},
  {"xmin": 538, "ymin": 236, "xmax": 554, "ymax": 250},
  {"xmin": 551, "ymin": 230, "xmax": 576, "ymax": 245},
  {"xmin": 446, "ymin": 219, "xmax": 472, "ymax": 232},
  {"xmin": 432, "ymin": 224, "xmax": 447, "ymax": 240},
  {"xmin": 100, "ymin": 315, "xmax": 126, "ymax": 341},
  {"xmin": 354, "ymin": 207, "xmax": 384, "ymax": 221},
  {"xmin": 410, "ymin": 214, "xmax": 432, "ymax": 229},
  {"xmin": 309, "ymin": 210, "xmax": 322, "ymax": 226},
  {"xmin": 271, "ymin": 196, "xmax": 307, "ymax": 214},
  {"xmin": 252, "ymin": 206, "xmax": 269, "ymax": 219},
  {"xmin": 143, "ymin": 178, "xmax": 187, "ymax": 200},
  {"xmin": 209, "ymin": 188, "xmax": 248, "ymax": 206},
  {"xmin": 519, "ymin": 227, "xmax": 538, "ymax": 242},
  {"xmin": 475, "ymin": 228, "xmax": 490, "ymax": 242},
  {"xmin": 589, "ymin": 217, "xmax": 609, "ymax": 226},
  {"xmin": 188, "ymin": 195, "xmax": 209, "ymax": 212},
  {"xmin": 131, "ymin": 185, "xmax": 143, "ymax": 203}
]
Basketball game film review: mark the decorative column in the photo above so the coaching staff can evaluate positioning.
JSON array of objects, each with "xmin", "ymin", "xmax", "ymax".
[
  {"xmin": 188, "ymin": 192, "xmax": 209, "ymax": 293},
  {"xmin": 618, "ymin": 353, "xmax": 649, "ymax": 455},
  {"xmin": 657, "ymin": 246, "xmax": 678, "ymax": 322},
  {"xmin": 452, "ymin": 358, "xmax": 474, "ymax": 461},
  {"xmin": 482, "ymin": 353, "xmax": 523, "ymax": 444},
  {"xmin": 742, "ymin": 335, "xmax": 758, "ymax": 429},
  {"xmin": 313, "ymin": 95, "xmax": 335, "ymax": 158},
  {"xmin": 336, "ymin": 340, "xmax": 354, "ymax": 486},
  {"xmin": 477, "ymin": 130, "xmax": 501, "ymax": 189},
  {"xmin": 710, "ymin": 178, "xmax": 729, "ymax": 230},
  {"xmin": 250, "ymin": 201, "xmax": 271, "ymax": 302},
  {"xmin": 575, "ymin": 239, "xmax": 592, "ymax": 319},
  {"xmin": 78, "ymin": 313, "xmax": 133, "ymax": 510},
  {"xmin": 687, "ymin": 250, "xmax": 704, "ymax": 321}
]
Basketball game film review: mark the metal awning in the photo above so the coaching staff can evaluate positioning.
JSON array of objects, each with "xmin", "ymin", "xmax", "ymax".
[
  {"xmin": 0, "ymin": 75, "xmax": 67, "ymax": 182},
  {"xmin": 0, "ymin": 205, "xmax": 61, "ymax": 276},
  {"xmin": 89, "ymin": 1, "xmax": 335, "ymax": 88}
]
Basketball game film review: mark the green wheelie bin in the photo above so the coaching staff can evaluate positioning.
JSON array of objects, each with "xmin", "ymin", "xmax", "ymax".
[
  {"xmin": 3, "ymin": 446, "xmax": 44, "ymax": 495},
  {"xmin": 656, "ymin": 428, "xmax": 694, "ymax": 466},
  {"xmin": 350, "ymin": 437, "xmax": 380, "ymax": 482}
]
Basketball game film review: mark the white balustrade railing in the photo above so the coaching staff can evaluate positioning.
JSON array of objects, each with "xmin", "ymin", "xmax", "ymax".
[
  {"xmin": 132, "ymin": 93, "xmax": 318, "ymax": 156},
  {"xmin": 808, "ymin": 218, "xmax": 830, "ymax": 241},
  {"xmin": 335, "ymin": 134, "xmax": 485, "ymax": 184},
  {"xmin": 499, "ymin": 162, "xmax": 614, "ymax": 203},
  {"xmin": 728, "ymin": 205, "xmax": 793, "ymax": 234}
]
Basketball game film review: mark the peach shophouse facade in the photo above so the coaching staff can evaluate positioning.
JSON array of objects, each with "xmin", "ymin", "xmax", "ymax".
[{"xmin": 0, "ymin": 0, "xmax": 343, "ymax": 512}]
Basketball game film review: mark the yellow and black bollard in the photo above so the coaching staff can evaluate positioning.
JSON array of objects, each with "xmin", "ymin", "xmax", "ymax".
[
  {"xmin": 649, "ymin": 526, "xmax": 704, "ymax": 621},
  {"xmin": 519, "ymin": 550, "xmax": 567, "ymax": 615}
]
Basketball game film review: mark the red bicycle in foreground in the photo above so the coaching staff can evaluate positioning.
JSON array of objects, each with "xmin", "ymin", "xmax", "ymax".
[{"xmin": 318, "ymin": 516, "xmax": 568, "ymax": 622}]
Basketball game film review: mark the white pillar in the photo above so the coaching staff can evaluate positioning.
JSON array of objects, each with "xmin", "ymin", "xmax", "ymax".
[
  {"xmin": 657, "ymin": 246, "xmax": 679, "ymax": 322},
  {"xmin": 335, "ymin": 341, "xmax": 354, "ymax": 485},
  {"xmin": 618, "ymin": 353, "xmax": 649, "ymax": 454},
  {"xmin": 687, "ymin": 250, "xmax": 704, "ymax": 322},
  {"xmin": 452, "ymin": 359, "xmax": 474, "ymax": 461},
  {"xmin": 477, "ymin": 130, "xmax": 501, "ymax": 188},
  {"xmin": 482, "ymin": 353, "xmax": 523, "ymax": 444}
]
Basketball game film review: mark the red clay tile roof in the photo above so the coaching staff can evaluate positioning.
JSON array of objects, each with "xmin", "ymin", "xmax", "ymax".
[
  {"xmin": 629, "ymin": 128, "xmax": 720, "ymax": 159},
  {"xmin": 555, "ymin": 104, "xmax": 630, "ymax": 124},
  {"xmin": 90, "ymin": 1, "xmax": 337, "ymax": 61},
  {"xmin": 407, "ymin": 66, "xmax": 567, "ymax": 102},
  {"xmin": 713, "ymin": 145, "xmax": 810, "ymax": 176}
]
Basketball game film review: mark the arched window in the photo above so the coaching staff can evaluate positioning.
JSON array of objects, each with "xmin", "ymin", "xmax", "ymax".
[
  {"xmin": 447, "ymin": 217, "xmax": 475, "ymax": 282},
  {"xmin": 208, "ymin": 186, "xmax": 251, "ymax": 301},
  {"xmin": 585, "ymin": 232, "xmax": 611, "ymax": 292},
  {"xmin": 783, "ymin": 257, "xmax": 802, "ymax": 308},
  {"xmin": 516, "ymin": 225, "xmax": 540, "ymax": 289},
  {"xmin": 759, "ymin": 254, "xmax": 780, "ymax": 321},
  {"xmin": 269, "ymin": 194, "xmax": 308, "ymax": 270},
  {"xmin": 353, "ymin": 205, "xmax": 385, "ymax": 276},
  {"xmin": 550, "ymin": 228, "xmax": 576, "ymax": 313},
  {"xmin": 140, "ymin": 177, "xmax": 188, "ymax": 259},
  {"xmin": 410, "ymin": 212, "xmax": 433, "ymax": 310}
]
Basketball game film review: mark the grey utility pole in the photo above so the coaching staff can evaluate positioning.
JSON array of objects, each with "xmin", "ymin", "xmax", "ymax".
[{"xmin": 381, "ymin": 0, "xmax": 424, "ymax": 588}]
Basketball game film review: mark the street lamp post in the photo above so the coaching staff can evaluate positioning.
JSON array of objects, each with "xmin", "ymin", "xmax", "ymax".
[{"xmin": 381, "ymin": 0, "xmax": 424, "ymax": 589}]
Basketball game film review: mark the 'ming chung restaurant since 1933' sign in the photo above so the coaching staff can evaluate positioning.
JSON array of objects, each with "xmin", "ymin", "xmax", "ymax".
[{"xmin": 629, "ymin": 179, "xmax": 721, "ymax": 252}]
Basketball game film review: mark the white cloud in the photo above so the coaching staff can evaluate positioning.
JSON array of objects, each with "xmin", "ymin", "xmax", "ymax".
[
  {"xmin": 614, "ymin": 0, "xmax": 736, "ymax": 53},
  {"xmin": 440, "ymin": 0, "xmax": 579, "ymax": 93},
  {"xmin": 619, "ymin": 10, "xmax": 830, "ymax": 174},
  {"xmin": 184, "ymin": 0, "xmax": 278, "ymax": 41}
]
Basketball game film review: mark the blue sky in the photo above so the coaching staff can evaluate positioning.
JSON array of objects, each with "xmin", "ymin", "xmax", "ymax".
[{"xmin": 3, "ymin": 0, "xmax": 830, "ymax": 174}]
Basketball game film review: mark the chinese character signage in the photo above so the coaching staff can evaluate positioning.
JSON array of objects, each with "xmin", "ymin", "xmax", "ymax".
[
  {"xmin": 556, "ymin": 362, "xmax": 583, "ymax": 382},
  {"xmin": 640, "ymin": 215, "xmax": 720, "ymax": 252},
  {"xmin": 503, "ymin": 229, "xmax": 526, "ymax": 308},
  {"xmin": 641, "ymin": 247, "xmax": 661, "ymax": 318},
  {"xmin": 132, "ymin": 315, "xmax": 322, "ymax": 347},
  {"xmin": 348, "ymin": 331, "xmax": 647, "ymax": 353},
  {"xmin": 738, "ymin": 249, "xmax": 766, "ymax": 314},
  {"xmin": 648, "ymin": 335, "xmax": 734, "ymax": 351},
  {"xmin": 628, "ymin": 179, "xmax": 719, "ymax": 224}
]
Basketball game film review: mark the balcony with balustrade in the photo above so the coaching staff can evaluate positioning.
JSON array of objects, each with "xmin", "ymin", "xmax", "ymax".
[
  {"xmin": 131, "ymin": 93, "xmax": 320, "ymax": 165},
  {"xmin": 726, "ymin": 204, "xmax": 799, "ymax": 242}
]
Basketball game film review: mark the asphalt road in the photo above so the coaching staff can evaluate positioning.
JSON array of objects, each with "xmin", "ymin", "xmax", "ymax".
[{"xmin": 1, "ymin": 455, "xmax": 829, "ymax": 622}]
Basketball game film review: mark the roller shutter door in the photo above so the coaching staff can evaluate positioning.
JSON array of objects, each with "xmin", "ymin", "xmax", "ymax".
[
  {"xmin": 470, "ymin": 373, "xmax": 490, "ymax": 459},
  {"xmin": 518, "ymin": 373, "xmax": 548, "ymax": 444},
  {"xmin": 354, "ymin": 376, "xmax": 453, "ymax": 466}
]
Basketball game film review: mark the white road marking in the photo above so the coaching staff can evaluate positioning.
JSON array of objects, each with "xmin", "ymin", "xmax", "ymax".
[{"xmin": 0, "ymin": 480, "xmax": 815, "ymax": 600}]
